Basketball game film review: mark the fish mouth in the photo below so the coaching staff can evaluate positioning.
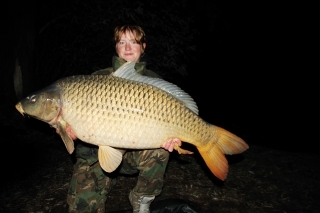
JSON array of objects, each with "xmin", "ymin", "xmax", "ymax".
[{"xmin": 15, "ymin": 102, "xmax": 25, "ymax": 116}]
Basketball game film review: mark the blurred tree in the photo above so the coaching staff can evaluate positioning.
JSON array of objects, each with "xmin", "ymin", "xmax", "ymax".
[{"xmin": 33, "ymin": 0, "xmax": 199, "ymax": 89}]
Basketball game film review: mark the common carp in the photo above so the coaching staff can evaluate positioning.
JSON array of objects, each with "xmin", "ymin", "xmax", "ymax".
[{"xmin": 15, "ymin": 62, "xmax": 248, "ymax": 180}]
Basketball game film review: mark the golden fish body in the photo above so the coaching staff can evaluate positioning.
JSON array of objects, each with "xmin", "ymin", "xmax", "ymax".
[
  {"xmin": 60, "ymin": 75, "xmax": 199, "ymax": 149},
  {"xmin": 15, "ymin": 62, "xmax": 248, "ymax": 180}
]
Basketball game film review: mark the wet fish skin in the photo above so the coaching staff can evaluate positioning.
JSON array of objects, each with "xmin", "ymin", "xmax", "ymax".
[{"xmin": 15, "ymin": 62, "xmax": 249, "ymax": 181}]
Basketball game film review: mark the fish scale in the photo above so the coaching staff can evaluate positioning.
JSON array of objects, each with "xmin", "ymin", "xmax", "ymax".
[
  {"xmin": 61, "ymin": 75, "xmax": 191, "ymax": 149},
  {"xmin": 15, "ymin": 61, "xmax": 249, "ymax": 181}
]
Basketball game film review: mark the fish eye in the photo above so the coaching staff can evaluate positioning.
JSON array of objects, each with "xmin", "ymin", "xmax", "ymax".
[{"xmin": 30, "ymin": 95, "xmax": 37, "ymax": 103}]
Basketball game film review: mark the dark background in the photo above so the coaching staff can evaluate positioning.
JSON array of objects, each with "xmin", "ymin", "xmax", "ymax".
[
  {"xmin": 0, "ymin": 1, "xmax": 319, "ymax": 212},
  {"xmin": 0, "ymin": 0, "xmax": 316, "ymax": 153}
]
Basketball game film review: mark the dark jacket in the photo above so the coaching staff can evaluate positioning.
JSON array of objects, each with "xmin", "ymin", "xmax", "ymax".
[{"xmin": 92, "ymin": 56, "xmax": 160, "ymax": 78}]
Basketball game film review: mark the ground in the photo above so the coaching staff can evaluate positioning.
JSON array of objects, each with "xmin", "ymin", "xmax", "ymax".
[{"xmin": 1, "ymin": 105, "xmax": 319, "ymax": 213}]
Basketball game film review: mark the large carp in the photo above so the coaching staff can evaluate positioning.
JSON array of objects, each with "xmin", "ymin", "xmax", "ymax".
[{"xmin": 15, "ymin": 62, "xmax": 248, "ymax": 180}]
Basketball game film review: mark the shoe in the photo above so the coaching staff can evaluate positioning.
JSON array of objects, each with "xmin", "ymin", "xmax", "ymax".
[{"xmin": 129, "ymin": 190, "xmax": 155, "ymax": 213}]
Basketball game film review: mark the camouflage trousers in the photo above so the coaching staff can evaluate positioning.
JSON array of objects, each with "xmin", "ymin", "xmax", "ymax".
[{"xmin": 67, "ymin": 148, "xmax": 170, "ymax": 213}]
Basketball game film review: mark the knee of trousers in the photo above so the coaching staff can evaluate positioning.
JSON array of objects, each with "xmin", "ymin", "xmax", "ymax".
[
  {"xmin": 136, "ymin": 148, "xmax": 170, "ymax": 167},
  {"xmin": 138, "ymin": 148, "xmax": 170, "ymax": 171},
  {"xmin": 67, "ymin": 160, "xmax": 112, "ymax": 210}
]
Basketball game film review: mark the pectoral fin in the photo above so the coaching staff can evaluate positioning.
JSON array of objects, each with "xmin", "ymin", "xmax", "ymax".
[
  {"xmin": 57, "ymin": 119, "xmax": 75, "ymax": 154},
  {"xmin": 98, "ymin": 146, "xmax": 123, "ymax": 172}
]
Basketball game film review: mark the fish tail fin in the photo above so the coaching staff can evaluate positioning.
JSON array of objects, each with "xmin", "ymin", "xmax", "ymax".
[{"xmin": 197, "ymin": 126, "xmax": 249, "ymax": 181}]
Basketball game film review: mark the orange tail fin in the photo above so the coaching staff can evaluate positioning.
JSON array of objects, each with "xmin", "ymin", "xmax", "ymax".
[{"xmin": 197, "ymin": 126, "xmax": 249, "ymax": 181}]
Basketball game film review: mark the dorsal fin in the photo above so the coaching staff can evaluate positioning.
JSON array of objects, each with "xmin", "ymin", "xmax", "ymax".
[{"xmin": 112, "ymin": 61, "xmax": 199, "ymax": 115}]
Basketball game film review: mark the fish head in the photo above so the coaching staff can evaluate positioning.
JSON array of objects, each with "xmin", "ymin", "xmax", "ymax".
[{"xmin": 15, "ymin": 85, "xmax": 62, "ymax": 125}]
